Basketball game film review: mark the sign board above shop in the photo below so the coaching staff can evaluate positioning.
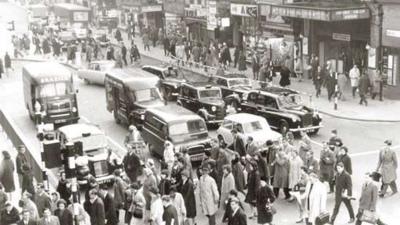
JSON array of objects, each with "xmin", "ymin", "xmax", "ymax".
[
  {"xmin": 141, "ymin": 5, "xmax": 162, "ymax": 13},
  {"xmin": 270, "ymin": 5, "xmax": 370, "ymax": 21},
  {"xmin": 332, "ymin": 33, "xmax": 351, "ymax": 42},
  {"xmin": 230, "ymin": 3, "xmax": 258, "ymax": 17}
]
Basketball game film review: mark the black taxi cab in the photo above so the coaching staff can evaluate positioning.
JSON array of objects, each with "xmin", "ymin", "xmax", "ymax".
[
  {"xmin": 210, "ymin": 73, "xmax": 253, "ymax": 107},
  {"xmin": 141, "ymin": 105, "xmax": 211, "ymax": 162},
  {"xmin": 105, "ymin": 68, "xmax": 165, "ymax": 126},
  {"xmin": 238, "ymin": 86, "xmax": 323, "ymax": 134},
  {"xmin": 177, "ymin": 82, "xmax": 226, "ymax": 125}
]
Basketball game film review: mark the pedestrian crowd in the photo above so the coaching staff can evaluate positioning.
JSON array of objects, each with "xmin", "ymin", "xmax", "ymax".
[{"xmin": 0, "ymin": 126, "xmax": 397, "ymax": 225}]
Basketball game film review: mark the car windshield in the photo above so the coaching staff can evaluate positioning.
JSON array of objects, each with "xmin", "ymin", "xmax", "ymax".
[
  {"xmin": 72, "ymin": 134, "xmax": 108, "ymax": 154},
  {"xmin": 169, "ymin": 120, "xmax": 207, "ymax": 137},
  {"xmin": 277, "ymin": 94, "xmax": 302, "ymax": 108},
  {"xmin": 228, "ymin": 78, "xmax": 251, "ymax": 87},
  {"xmin": 199, "ymin": 89, "xmax": 221, "ymax": 99},
  {"xmin": 164, "ymin": 68, "xmax": 184, "ymax": 79},
  {"xmin": 132, "ymin": 88, "xmax": 160, "ymax": 102},
  {"xmin": 241, "ymin": 120, "xmax": 269, "ymax": 133},
  {"xmin": 39, "ymin": 82, "xmax": 73, "ymax": 98}
]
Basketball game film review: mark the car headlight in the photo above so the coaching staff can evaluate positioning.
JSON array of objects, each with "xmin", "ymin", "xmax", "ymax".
[
  {"xmin": 140, "ymin": 114, "xmax": 145, "ymax": 120},
  {"xmin": 72, "ymin": 107, "xmax": 77, "ymax": 113},
  {"xmin": 291, "ymin": 116, "xmax": 300, "ymax": 122},
  {"xmin": 211, "ymin": 106, "xmax": 217, "ymax": 112}
]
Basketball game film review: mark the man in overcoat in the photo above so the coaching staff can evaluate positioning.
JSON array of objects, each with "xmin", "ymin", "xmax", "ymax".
[
  {"xmin": 199, "ymin": 166, "xmax": 219, "ymax": 225},
  {"xmin": 376, "ymin": 140, "xmax": 398, "ymax": 197}
]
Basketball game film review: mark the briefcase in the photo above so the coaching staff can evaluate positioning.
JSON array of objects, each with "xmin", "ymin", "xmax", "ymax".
[
  {"xmin": 315, "ymin": 212, "xmax": 330, "ymax": 225},
  {"xmin": 360, "ymin": 210, "xmax": 377, "ymax": 224}
]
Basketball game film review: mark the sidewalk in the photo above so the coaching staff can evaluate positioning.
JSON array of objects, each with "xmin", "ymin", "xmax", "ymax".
[{"xmin": 112, "ymin": 30, "xmax": 400, "ymax": 122}]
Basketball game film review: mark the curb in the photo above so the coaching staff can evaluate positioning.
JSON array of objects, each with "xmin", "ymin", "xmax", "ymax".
[{"xmin": 319, "ymin": 110, "xmax": 400, "ymax": 122}]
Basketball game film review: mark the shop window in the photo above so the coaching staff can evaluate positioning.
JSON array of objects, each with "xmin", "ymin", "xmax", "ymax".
[{"xmin": 382, "ymin": 53, "xmax": 398, "ymax": 86}]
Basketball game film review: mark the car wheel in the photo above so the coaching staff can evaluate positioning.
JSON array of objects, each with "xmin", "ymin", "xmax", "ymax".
[
  {"xmin": 84, "ymin": 78, "xmax": 91, "ymax": 85},
  {"xmin": 279, "ymin": 120, "xmax": 289, "ymax": 135},
  {"xmin": 217, "ymin": 135, "xmax": 226, "ymax": 147},
  {"xmin": 113, "ymin": 110, "xmax": 121, "ymax": 124}
]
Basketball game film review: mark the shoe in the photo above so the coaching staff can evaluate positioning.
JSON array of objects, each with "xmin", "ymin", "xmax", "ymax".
[
  {"xmin": 296, "ymin": 218, "xmax": 303, "ymax": 223},
  {"xmin": 348, "ymin": 218, "xmax": 355, "ymax": 223}
]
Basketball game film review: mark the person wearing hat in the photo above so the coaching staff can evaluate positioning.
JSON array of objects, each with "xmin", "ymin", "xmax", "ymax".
[
  {"xmin": 99, "ymin": 184, "xmax": 119, "ymax": 225},
  {"xmin": 199, "ymin": 165, "xmax": 219, "ymax": 225},
  {"xmin": 265, "ymin": 140, "xmax": 278, "ymax": 185},
  {"xmin": 376, "ymin": 140, "xmax": 398, "ymax": 197},
  {"xmin": 54, "ymin": 199, "xmax": 73, "ymax": 225},
  {"xmin": 179, "ymin": 169, "xmax": 196, "ymax": 225},
  {"xmin": 226, "ymin": 196, "xmax": 247, "ymax": 225},
  {"xmin": 335, "ymin": 146, "xmax": 352, "ymax": 175},
  {"xmin": 149, "ymin": 187, "xmax": 163, "ymax": 225},
  {"xmin": 1, "ymin": 202, "xmax": 19, "ymax": 225},
  {"xmin": 355, "ymin": 172, "xmax": 387, "ymax": 225},
  {"xmin": 330, "ymin": 162, "xmax": 355, "ymax": 224}
]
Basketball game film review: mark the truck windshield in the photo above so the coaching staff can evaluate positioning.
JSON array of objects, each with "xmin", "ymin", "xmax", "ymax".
[
  {"xmin": 169, "ymin": 119, "xmax": 207, "ymax": 137},
  {"xmin": 39, "ymin": 82, "xmax": 73, "ymax": 98},
  {"xmin": 133, "ymin": 88, "xmax": 160, "ymax": 102},
  {"xmin": 199, "ymin": 89, "xmax": 221, "ymax": 99}
]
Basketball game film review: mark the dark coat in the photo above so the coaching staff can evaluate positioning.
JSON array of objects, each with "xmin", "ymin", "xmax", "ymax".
[
  {"xmin": 113, "ymin": 176, "xmax": 127, "ymax": 209},
  {"xmin": 227, "ymin": 208, "xmax": 247, "ymax": 225},
  {"xmin": 17, "ymin": 219, "xmax": 37, "ymax": 225},
  {"xmin": 256, "ymin": 185, "xmax": 275, "ymax": 224},
  {"xmin": 16, "ymin": 152, "xmax": 32, "ymax": 175},
  {"xmin": 162, "ymin": 204, "xmax": 179, "ymax": 225},
  {"xmin": 56, "ymin": 180, "xmax": 71, "ymax": 203},
  {"xmin": 238, "ymin": 53, "xmax": 247, "ymax": 71},
  {"xmin": 0, "ymin": 158, "xmax": 15, "ymax": 192},
  {"xmin": 0, "ymin": 190, "xmax": 7, "ymax": 209},
  {"xmin": 245, "ymin": 170, "xmax": 260, "ymax": 205},
  {"xmin": 231, "ymin": 135, "xmax": 246, "ymax": 157},
  {"xmin": 123, "ymin": 152, "xmax": 141, "ymax": 183},
  {"xmin": 335, "ymin": 171, "xmax": 352, "ymax": 199},
  {"xmin": 179, "ymin": 179, "xmax": 196, "ymax": 218},
  {"xmin": 35, "ymin": 192, "xmax": 52, "ymax": 217},
  {"xmin": 54, "ymin": 208, "xmax": 73, "ymax": 225},
  {"xmin": 4, "ymin": 54, "xmax": 11, "ymax": 68},
  {"xmin": 279, "ymin": 67, "xmax": 291, "ymax": 87},
  {"xmin": 358, "ymin": 181, "xmax": 378, "ymax": 211},
  {"xmin": 1, "ymin": 207, "xmax": 20, "ymax": 225},
  {"xmin": 320, "ymin": 149, "xmax": 335, "ymax": 180},
  {"xmin": 87, "ymin": 197, "xmax": 105, "ymax": 225},
  {"xmin": 256, "ymin": 154, "xmax": 270, "ymax": 182},
  {"xmin": 102, "ymin": 193, "xmax": 118, "ymax": 225},
  {"xmin": 159, "ymin": 178, "xmax": 172, "ymax": 196},
  {"xmin": 222, "ymin": 197, "xmax": 244, "ymax": 222},
  {"xmin": 358, "ymin": 75, "xmax": 370, "ymax": 94},
  {"xmin": 232, "ymin": 157, "xmax": 246, "ymax": 192},
  {"xmin": 336, "ymin": 154, "xmax": 352, "ymax": 175}
]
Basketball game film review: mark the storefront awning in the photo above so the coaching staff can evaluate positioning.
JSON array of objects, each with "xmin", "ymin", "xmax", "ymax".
[
  {"xmin": 270, "ymin": 2, "xmax": 370, "ymax": 22},
  {"xmin": 184, "ymin": 17, "xmax": 207, "ymax": 24}
]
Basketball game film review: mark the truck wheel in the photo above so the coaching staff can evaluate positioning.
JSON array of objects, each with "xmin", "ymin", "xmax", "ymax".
[
  {"xmin": 279, "ymin": 120, "xmax": 289, "ymax": 135},
  {"xmin": 113, "ymin": 110, "xmax": 121, "ymax": 124}
]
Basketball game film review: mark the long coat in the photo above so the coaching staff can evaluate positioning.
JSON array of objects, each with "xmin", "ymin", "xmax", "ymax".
[
  {"xmin": 87, "ymin": 197, "xmax": 105, "ymax": 225},
  {"xmin": 54, "ymin": 208, "xmax": 74, "ymax": 225},
  {"xmin": 220, "ymin": 173, "xmax": 235, "ymax": 209},
  {"xmin": 320, "ymin": 149, "xmax": 335, "ymax": 181},
  {"xmin": 273, "ymin": 151, "xmax": 289, "ymax": 188},
  {"xmin": 227, "ymin": 208, "xmax": 247, "ymax": 225},
  {"xmin": 232, "ymin": 157, "xmax": 246, "ymax": 192},
  {"xmin": 304, "ymin": 180, "xmax": 327, "ymax": 225},
  {"xmin": 179, "ymin": 179, "xmax": 196, "ymax": 218},
  {"xmin": 289, "ymin": 156, "xmax": 303, "ymax": 189},
  {"xmin": 113, "ymin": 176, "xmax": 127, "ymax": 209},
  {"xmin": 238, "ymin": 53, "xmax": 247, "ymax": 71},
  {"xmin": 256, "ymin": 184, "xmax": 275, "ymax": 224},
  {"xmin": 376, "ymin": 147, "xmax": 398, "ymax": 183},
  {"xmin": 0, "ymin": 158, "xmax": 15, "ymax": 192},
  {"xmin": 1, "ymin": 207, "xmax": 20, "ymax": 225},
  {"xmin": 358, "ymin": 181, "xmax": 378, "ymax": 211},
  {"xmin": 123, "ymin": 152, "xmax": 141, "ymax": 183},
  {"xmin": 199, "ymin": 174, "xmax": 219, "ymax": 215},
  {"xmin": 245, "ymin": 169, "xmax": 260, "ymax": 205}
]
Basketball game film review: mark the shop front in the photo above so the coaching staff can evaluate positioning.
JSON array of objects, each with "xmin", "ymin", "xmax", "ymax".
[
  {"xmin": 184, "ymin": 5, "xmax": 207, "ymax": 43},
  {"xmin": 163, "ymin": 0, "xmax": 185, "ymax": 36},
  {"xmin": 230, "ymin": 2, "xmax": 258, "ymax": 49}
]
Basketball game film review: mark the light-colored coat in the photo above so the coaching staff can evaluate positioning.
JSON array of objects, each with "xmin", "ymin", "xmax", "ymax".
[
  {"xmin": 38, "ymin": 215, "xmax": 60, "ymax": 225},
  {"xmin": 171, "ymin": 192, "xmax": 186, "ymax": 224},
  {"xmin": 376, "ymin": 147, "xmax": 398, "ymax": 183},
  {"xmin": 349, "ymin": 67, "xmax": 360, "ymax": 87},
  {"xmin": 289, "ymin": 156, "xmax": 303, "ymax": 189},
  {"xmin": 220, "ymin": 173, "xmax": 236, "ymax": 208},
  {"xmin": 303, "ymin": 180, "xmax": 327, "ymax": 225},
  {"xmin": 199, "ymin": 174, "xmax": 219, "ymax": 215}
]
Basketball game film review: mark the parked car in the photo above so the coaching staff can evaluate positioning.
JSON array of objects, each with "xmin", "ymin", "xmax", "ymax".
[
  {"xmin": 238, "ymin": 86, "xmax": 323, "ymax": 134},
  {"xmin": 77, "ymin": 60, "xmax": 115, "ymax": 85},
  {"xmin": 142, "ymin": 65, "xmax": 188, "ymax": 100},
  {"xmin": 217, "ymin": 113, "xmax": 282, "ymax": 148},
  {"xmin": 140, "ymin": 105, "xmax": 211, "ymax": 161},
  {"xmin": 210, "ymin": 73, "xmax": 254, "ymax": 107},
  {"xmin": 57, "ymin": 123, "xmax": 122, "ymax": 186},
  {"xmin": 177, "ymin": 82, "xmax": 226, "ymax": 125}
]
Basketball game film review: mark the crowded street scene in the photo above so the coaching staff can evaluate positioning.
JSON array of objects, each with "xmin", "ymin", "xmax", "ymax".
[{"xmin": 0, "ymin": 0, "xmax": 399, "ymax": 225}]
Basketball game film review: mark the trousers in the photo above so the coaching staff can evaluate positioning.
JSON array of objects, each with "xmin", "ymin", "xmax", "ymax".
[{"xmin": 330, "ymin": 197, "xmax": 355, "ymax": 222}]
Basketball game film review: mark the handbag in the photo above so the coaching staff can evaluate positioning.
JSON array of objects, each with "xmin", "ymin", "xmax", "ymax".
[
  {"xmin": 132, "ymin": 201, "xmax": 144, "ymax": 219},
  {"xmin": 360, "ymin": 210, "xmax": 377, "ymax": 224},
  {"xmin": 315, "ymin": 212, "xmax": 330, "ymax": 225}
]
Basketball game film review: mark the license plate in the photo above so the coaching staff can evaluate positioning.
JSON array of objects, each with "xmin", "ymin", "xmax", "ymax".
[
  {"xmin": 191, "ymin": 154, "xmax": 204, "ymax": 161},
  {"xmin": 307, "ymin": 129, "xmax": 315, "ymax": 133},
  {"xmin": 55, "ymin": 119, "xmax": 67, "ymax": 123}
]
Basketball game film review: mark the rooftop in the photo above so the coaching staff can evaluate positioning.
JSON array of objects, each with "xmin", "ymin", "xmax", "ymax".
[{"xmin": 147, "ymin": 105, "xmax": 203, "ymax": 123}]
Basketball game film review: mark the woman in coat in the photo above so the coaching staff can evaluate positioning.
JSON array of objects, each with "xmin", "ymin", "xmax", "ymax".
[
  {"xmin": 179, "ymin": 170, "xmax": 196, "ymax": 225},
  {"xmin": 245, "ymin": 161, "xmax": 261, "ymax": 219},
  {"xmin": 302, "ymin": 173, "xmax": 327, "ymax": 225},
  {"xmin": 67, "ymin": 202, "xmax": 91, "ymax": 225},
  {"xmin": 129, "ymin": 184, "xmax": 146, "ymax": 225},
  {"xmin": 220, "ymin": 165, "xmax": 235, "ymax": 209},
  {"xmin": 0, "ymin": 151, "xmax": 15, "ymax": 195},
  {"xmin": 376, "ymin": 140, "xmax": 398, "ymax": 197},
  {"xmin": 273, "ymin": 150, "xmax": 290, "ymax": 199},
  {"xmin": 256, "ymin": 179, "xmax": 276, "ymax": 225},
  {"xmin": 54, "ymin": 199, "xmax": 73, "ymax": 225},
  {"xmin": 279, "ymin": 66, "xmax": 291, "ymax": 87},
  {"xmin": 238, "ymin": 51, "xmax": 247, "ymax": 72},
  {"xmin": 198, "ymin": 166, "xmax": 219, "ymax": 225},
  {"xmin": 288, "ymin": 150, "xmax": 304, "ymax": 200},
  {"xmin": 231, "ymin": 155, "xmax": 246, "ymax": 194}
]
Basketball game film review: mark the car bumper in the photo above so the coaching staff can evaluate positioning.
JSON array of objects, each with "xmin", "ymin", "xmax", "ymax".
[
  {"xmin": 206, "ymin": 119, "xmax": 224, "ymax": 124},
  {"xmin": 289, "ymin": 124, "xmax": 323, "ymax": 132}
]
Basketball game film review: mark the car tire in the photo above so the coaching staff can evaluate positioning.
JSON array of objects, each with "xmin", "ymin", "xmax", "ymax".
[
  {"xmin": 218, "ymin": 135, "xmax": 226, "ymax": 147},
  {"xmin": 279, "ymin": 120, "xmax": 289, "ymax": 135},
  {"xmin": 114, "ymin": 110, "xmax": 121, "ymax": 124}
]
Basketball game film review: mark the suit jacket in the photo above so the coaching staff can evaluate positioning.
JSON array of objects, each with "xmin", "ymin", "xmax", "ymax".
[
  {"xmin": 16, "ymin": 152, "xmax": 32, "ymax": 175},
  {"xmin": 358, "ymin": 181, "xmax": 378, "ymax": 211},
  {"xmin": 17, "ymin": 219, "xmax": 37, "ymax": 225},
  {"xmin": 35, "ymin": 193, "xmax": 52, "ymax": 217},
  {"xmin": 102, "ymin": 193, "xmax": 118, "ymax": 225},
  {"xmin": 227, "ymin": 208, "xmax": 247, "ymax": 225},
  {"xmin": 54, "ymin": 208, "xmax": 73, "ymax": 225},
  {"xmin": 232, "ymin": 135, "xmax": 246, "ymax": 157},
  {"xmin": 87, "ymin": 197, "xmax": 105, "ymax": 225},
  {"xmin": 335, "ymin": 171, "xmax": 352, "ymax": 198},
  {"xmin": 38, "ymin": 216, "xmax": 60, "ymax": 225}
]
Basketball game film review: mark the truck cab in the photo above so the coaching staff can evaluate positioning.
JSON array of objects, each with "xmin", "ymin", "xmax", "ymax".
[
  {"xmin": 22, "ymin": 62, "xmax": 79, "ymax": 125},
  {"xmin": 57, "ymin": 123, "xmax": 121, "ymax": 185},
  {"xmin": 105, "ymin": 68, "xmax": 165, "ymax": 126}
]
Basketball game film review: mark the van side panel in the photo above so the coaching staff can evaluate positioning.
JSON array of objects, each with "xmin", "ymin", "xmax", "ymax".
[{"xmin": 141, "ymin": 112, "xmax": 166, "ymax": 157}]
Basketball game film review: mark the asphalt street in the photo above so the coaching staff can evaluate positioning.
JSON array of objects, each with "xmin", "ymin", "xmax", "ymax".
[{"xmin": 1, "ymin": 56, "xmax": 399, "ymax": 225}]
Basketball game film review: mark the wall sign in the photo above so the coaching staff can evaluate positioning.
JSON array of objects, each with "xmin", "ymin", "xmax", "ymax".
[
  {"xmin": 386, "ymin": 29, "xmax": 400, "ymax": 38},
  {"xmin": 207, "ymin": 1, "xmax": 217, "ymax": 30},
  {"xmin": 332, "ymin": 33, "xmax": 351, "ymax": 42},
  {"xmin": 230, "ymin": 3, "xmax": 258, "ymax": 17},
  {"xmin": 141, "ymin": 5, "xmax": 162, "ymax": 13}
]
